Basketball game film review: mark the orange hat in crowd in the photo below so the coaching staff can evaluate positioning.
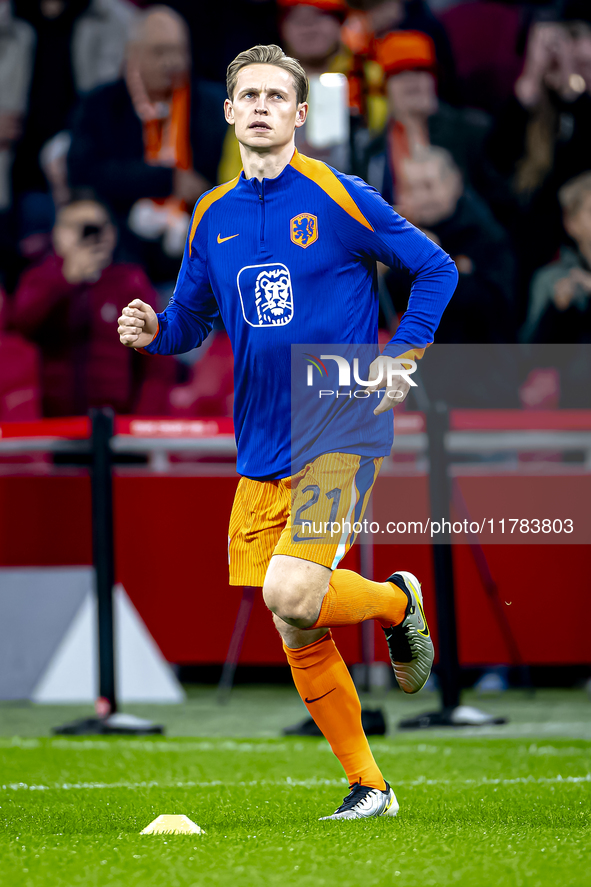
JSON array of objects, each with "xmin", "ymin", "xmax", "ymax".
[
  {"xmin": 376, "ymin": 30, "xmax": 437, "ymax": 77},
  {"xmin": 277, "ymin": 0, "xmax": 348, "ymax": 12}
]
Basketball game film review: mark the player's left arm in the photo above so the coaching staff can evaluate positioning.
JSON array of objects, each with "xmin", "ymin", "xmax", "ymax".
[{"xmin": 332, "ymin": 176, "xmax": 458, "ymax": 412}]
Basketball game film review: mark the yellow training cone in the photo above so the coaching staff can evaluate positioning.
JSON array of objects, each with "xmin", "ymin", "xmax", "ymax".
[{"xmin": 140, "ymin": 814, "xmax": 204, "ymax": 835}]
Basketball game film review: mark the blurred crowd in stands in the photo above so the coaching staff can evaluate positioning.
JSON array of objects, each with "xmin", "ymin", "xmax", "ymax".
[{"xmin": 1, "ymin": 0, "xmax": 591, "ymax": 424}]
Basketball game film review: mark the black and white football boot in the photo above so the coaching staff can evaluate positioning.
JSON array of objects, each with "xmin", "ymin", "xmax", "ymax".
[
  {"xmin": 320, "ymin": 781, "xmax": 399, "ymax": 821},
  {"xmin": 382, "ymin": 570, "xmax": 434, "ymax": 694}
]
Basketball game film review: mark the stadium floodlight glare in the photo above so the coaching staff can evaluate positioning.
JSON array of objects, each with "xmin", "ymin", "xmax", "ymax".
[
  {"xmin": 307, "ymin": 73, "xmax": 349, "ymax": 148},
  {"xmin": 318, "ymin": 73, "xmax": 347, "ymax": 87}
]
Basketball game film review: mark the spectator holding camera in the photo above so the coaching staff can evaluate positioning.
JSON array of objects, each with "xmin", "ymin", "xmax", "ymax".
[
  {"xmin": 12, "ymin": 197, "xmax": 172, "ymax": 416},
  {"xmin": 522, "ymin": 172, "xmax": 591, "ymax": 344}
]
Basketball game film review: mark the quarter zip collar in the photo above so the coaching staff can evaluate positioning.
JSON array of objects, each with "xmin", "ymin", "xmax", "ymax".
[{"xmin": 238, "ymin": 149, "xmax": 300, "ymax": 195}]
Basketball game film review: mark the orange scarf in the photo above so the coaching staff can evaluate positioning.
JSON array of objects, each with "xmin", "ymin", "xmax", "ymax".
[
  {"xmin": 126, "ymin": 61, "xmax": 192, "ymax": 210},
  {"xmin": 142, "ymin": 84, "xmax": 192, "ymax": 172},
  {"xmin": 387, "ymin": 118, "xmax": 428, "ymax": 202}
]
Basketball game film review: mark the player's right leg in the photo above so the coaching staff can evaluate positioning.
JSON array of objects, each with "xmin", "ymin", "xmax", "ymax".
[
  {"xmin": 227, "ymin": 477, "xmax": 397, "ymax": 817},
  {"xmin": 266, "ymin": 562, "xmax": 387, "ymax": 790}
]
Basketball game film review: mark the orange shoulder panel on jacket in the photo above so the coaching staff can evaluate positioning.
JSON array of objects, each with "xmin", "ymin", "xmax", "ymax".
[
  {"xmin": 188, "ymin": 176, "xmax": 241, "ymax": 255},
  {"xmin": 290, "ymin": 151, "xmax": 374, "ymax": 232}
]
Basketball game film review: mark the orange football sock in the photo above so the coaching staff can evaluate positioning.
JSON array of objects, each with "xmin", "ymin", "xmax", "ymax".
[
  {"xmin": 311, "ymin": 569, "xmax": 408, "ymax": 630},
  {"xmin": 284, "ymin": 632, "xmax": 386, "ymax": 790}
]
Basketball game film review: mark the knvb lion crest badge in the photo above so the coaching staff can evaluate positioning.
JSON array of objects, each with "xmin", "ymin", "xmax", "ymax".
[
  {"xmin": 254, "ymin": 267, "xmax": 293, "ymax": 325},
  {"xmin": 237, "ymin": 262, "xmax": 294, "ymax": 327},
  {"xmin": 290, "ymin": 213, "xmax": 318, "ymax": 249}
]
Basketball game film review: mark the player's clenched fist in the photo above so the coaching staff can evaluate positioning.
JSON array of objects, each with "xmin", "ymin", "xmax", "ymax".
[{"xmin": 117, "ymin": 299, "xmax": 159, "ymax": 349}]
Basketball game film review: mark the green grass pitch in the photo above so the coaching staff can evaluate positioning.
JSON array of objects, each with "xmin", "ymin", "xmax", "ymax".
[{"xmin": 1, "ymin": 734, "xmax": 590, "ymax": 887}]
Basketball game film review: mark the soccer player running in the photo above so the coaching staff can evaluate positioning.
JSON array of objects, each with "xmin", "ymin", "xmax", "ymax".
[{"xmin": 118, "ymin": 45, "xmax": 457, "ymax": 820}]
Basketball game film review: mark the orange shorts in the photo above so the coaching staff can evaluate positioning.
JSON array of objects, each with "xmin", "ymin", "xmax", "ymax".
[{"xmin": 228, "ymin": 452, "xmax": 383, "ymax": 586}]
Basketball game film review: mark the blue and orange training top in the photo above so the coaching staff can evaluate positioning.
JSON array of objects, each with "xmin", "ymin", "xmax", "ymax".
[{"xmin": 144, "ymin": 150, "xmax": 458, "ymax": 479}]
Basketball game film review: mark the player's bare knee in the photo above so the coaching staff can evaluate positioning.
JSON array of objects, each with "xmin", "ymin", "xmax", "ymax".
[
  {"xmin": 262, "ymin": 577, "xmax": 316, "ymax": 627},
  {"xmin": 272, "ymin": 613, "xmax": 327, "ymax": 649}
]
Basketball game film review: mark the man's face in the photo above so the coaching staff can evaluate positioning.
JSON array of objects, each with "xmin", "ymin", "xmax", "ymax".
[
  {"xmin": 225, "ymin": 64, "xmax": 307, "ymax": 151},
  {"xmin": 387, "ymin": 69, "xmax": 438, "ymax": 119},
  {"xmin": 53, "ymin": 201, "xmax": 116, "ymax": 263},
  {"xmin": 133, "ymin": 12, "xmax": 190, "ymax": 97},
  {"xmin": 402, "ymin": 157, "xmax": 462, "ymax": 227},
  {"xmin": 281, "ymin": 6, "xmax": 341, "ymax": 65},
  {"xmin": 565, "ymin": 192, "xmax": 591, "ymax": 247}
]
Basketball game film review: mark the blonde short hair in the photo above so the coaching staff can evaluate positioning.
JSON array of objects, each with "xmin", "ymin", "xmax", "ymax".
[
  {"xmin": 558, "ymin": 171, "xmax": 591, "ymax": 217},
  {"xmin": 226, "ymin": 44, "xmax": 309, "ymax": 106}
]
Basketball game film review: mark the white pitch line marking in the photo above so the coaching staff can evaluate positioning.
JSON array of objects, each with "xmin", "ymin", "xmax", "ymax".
[{"xmin": 2, "ymin": 774, "xmax": 589, "ymax": 792}]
